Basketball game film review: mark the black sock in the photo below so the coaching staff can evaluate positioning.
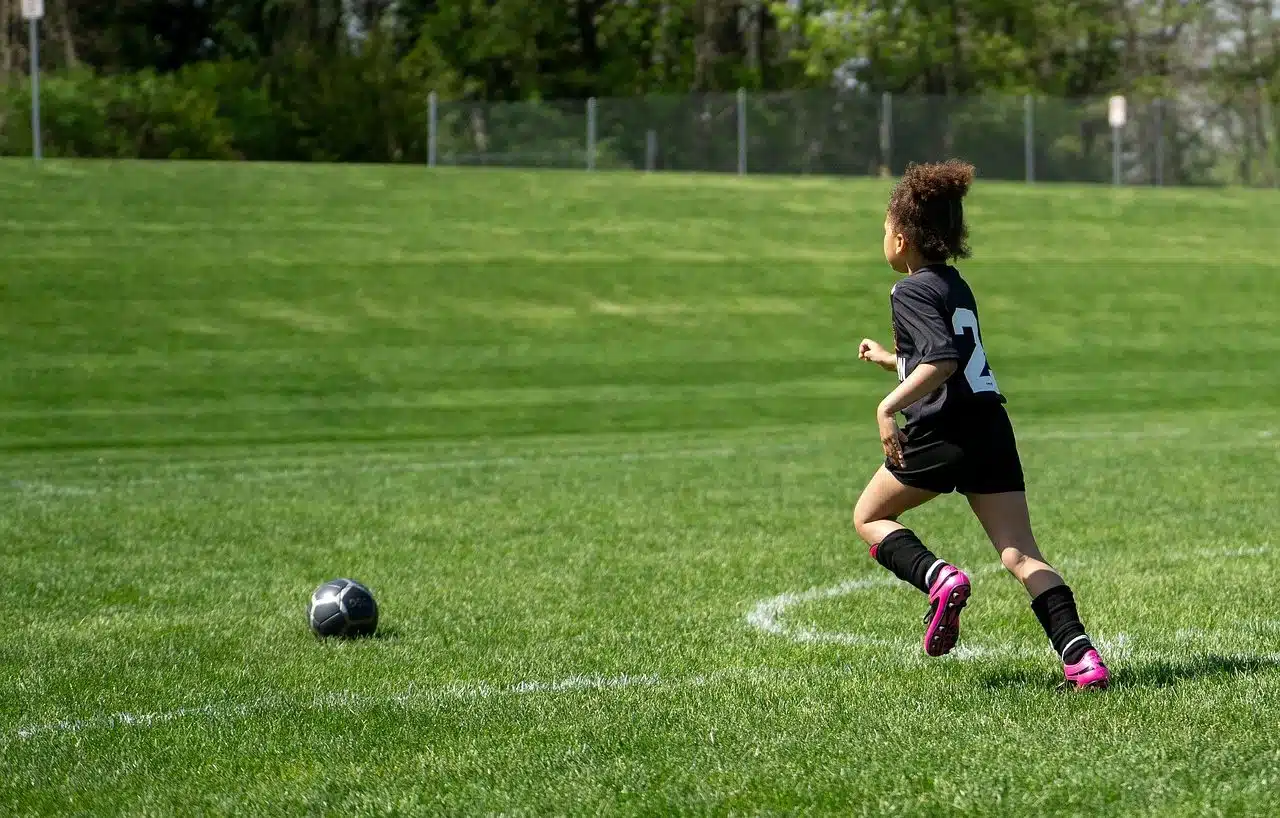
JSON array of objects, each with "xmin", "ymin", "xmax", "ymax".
[
  {"xmin": 872, "ymin": 529, "xmax": 942, "ymax": 594},
  {"xmin": 1030, "ymin": 584, "xmax": 1092, "ymax": 663}
]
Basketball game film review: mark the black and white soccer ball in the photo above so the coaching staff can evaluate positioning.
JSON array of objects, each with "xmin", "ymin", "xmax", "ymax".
[{"xmin": 307, "ymin": 578, "xmax": 378, "ymax": 638}]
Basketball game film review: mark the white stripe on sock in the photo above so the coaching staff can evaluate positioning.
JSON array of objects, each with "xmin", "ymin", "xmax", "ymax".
[
  {"xmin": 1060, "ymin": 634, "xmax": 1090, "ymax": 661},
  {"xmin": 924, "ymin": 559, "xmax": 946, "ymax": 587}
]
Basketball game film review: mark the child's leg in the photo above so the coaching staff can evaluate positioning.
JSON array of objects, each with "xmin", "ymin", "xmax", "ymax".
[
  {"xmin": 853, "ymin": 465, "xmax": 940, "ymax": 592},
  {"xmin": 965, "ymin": 491, "xmax": 1109, "ymax": 688},
  {"xmin": 854, "ymin": 467, "xmax": 971, "ymax": 657},
  {"xmin": 964, "ymin": 490, "xmax": 1063, "ymax": 597}
]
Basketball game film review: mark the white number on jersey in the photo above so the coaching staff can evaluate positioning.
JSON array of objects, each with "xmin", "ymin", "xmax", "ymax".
[{"xmin": 951, "ymin": 307, "xmax": 999, "ymax": 393}]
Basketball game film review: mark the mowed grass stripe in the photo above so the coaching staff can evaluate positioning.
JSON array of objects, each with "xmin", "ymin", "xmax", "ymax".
[
  {"xmin": 0, "ymin": 409, "xmax": 1273, "ymax": 490},
  {"xmin": 1, "ymin": 430, "xmax": 1275, "ymax": 500}
]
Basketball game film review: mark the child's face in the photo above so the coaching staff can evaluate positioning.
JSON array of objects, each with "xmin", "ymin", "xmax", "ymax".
[{"xmin": 883, "ymin": 217, "xmax": 909, "ymax": 274}]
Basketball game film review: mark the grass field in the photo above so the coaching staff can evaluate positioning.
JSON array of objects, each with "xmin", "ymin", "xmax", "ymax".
[{"xmin": 1, "ymin": 160, "xmax": 1278, "ymax": 816}]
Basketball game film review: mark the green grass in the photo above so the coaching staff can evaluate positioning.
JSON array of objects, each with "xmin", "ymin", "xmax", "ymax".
[{"xmin": 1, "ymin": 160, "xmax": 1278, "ymax": 816}]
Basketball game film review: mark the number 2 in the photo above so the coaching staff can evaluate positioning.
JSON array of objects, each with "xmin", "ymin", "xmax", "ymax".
[{"xmin": 951, "ymin": 308, "xmax": 998, "ymax": 393}]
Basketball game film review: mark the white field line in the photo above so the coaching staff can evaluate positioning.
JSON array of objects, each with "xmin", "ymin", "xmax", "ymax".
[
  {"xmin": 1195, "ymin": 545, "xmax": 1273, "ymax": 559},
  {"xmin": 9, "ymin": 665, "xmax": 812, "ymax": 742},
  {"xmin": 6, "ymin": 424, "xmax": 1273, "ymax": 497},
  {"xmin": 3, "ymin": 442, "xmax": 813, "ymax": 496},
  {"xmin": 6, "ymin": 479, "xmax": 98, "ymax": 497},
  {"xmin": 745, "ymin": 564, "xmax": 1033, "ymax": 657},
  {"xmin": 7, "ymin": 423, "xmax": 852, "ymax": 476},
  {"xmin": 0, "ymin": 381, "xmax": 882, "ymax": 420}
]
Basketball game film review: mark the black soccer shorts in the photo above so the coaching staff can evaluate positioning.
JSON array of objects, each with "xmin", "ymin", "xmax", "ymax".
[{"xmin": 887, "ymin": 404, "xmax": 1026, "ymax": 495}]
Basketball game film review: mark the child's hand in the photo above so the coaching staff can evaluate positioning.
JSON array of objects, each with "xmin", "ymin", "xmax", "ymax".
[
  {"xmin": 858, "ymin": 338, "xmax": 893, "ymax": 368},
  {"xmin": 877, "ymin": 407, "xmax": 907, "ymax": 468}
]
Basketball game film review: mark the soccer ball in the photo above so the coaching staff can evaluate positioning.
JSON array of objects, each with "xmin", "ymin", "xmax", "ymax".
[{"xmin": 307, "ymin": 578, "xmax": 378, "ymax": 638}]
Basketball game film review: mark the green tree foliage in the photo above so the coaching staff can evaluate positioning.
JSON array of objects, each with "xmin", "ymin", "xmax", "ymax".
[
  {"xmin": 0, "ymin": 66, "xmax": 235, "ymax": 158},
  {"xmin": 769, "ymin": 0, "xmax": 1131, "ymax": 96},
  {"xmin": 0, "ymin": 0, "xmax": 1274, "ymax": 184}
]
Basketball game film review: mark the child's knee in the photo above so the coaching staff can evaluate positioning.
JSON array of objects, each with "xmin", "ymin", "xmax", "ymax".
[
  {"xmin": 999, "ymin": 547, "xmax": 1025, "ymax": 575},
  {"xmin": 998, "ymin": 543, "xmax": 1038, "ymax": 576},
  {"xmin": 851, "ymin": 502, "xmax": 878, "ymax": 543},
  {"xmin": 851, "ymin": 496, "xmax": 879, "ymax": 532},
  {"xmin": 852, "ymin": 509, "xmax": 899, "ymax": 549}
]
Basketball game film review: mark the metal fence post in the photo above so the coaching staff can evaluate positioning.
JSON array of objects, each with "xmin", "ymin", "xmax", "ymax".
[
  {"xmin": 1113, "ymin": 126, "xmax": 1121, "ymax": 185},
  {"xmin": 586, "ymin": 97, "xmax": 597, "ymax": 171},
  {"xmin": 1154, "ymin": 98, "xmax": 1165, "ymax": 186},
  {"xmin": 880, "ymin": 92, "xmax": 892, "ymax": 176},
  {"xmin": 28, "ymin": 16, "xmax": 42, "ymax": 161},
  {"xmin": 1258, "ymin": 78, "xmax": 1274, "ymax": 188},
  {"xmin": 427, "ymin": 91, "xmax": 437, "ymax": 167},
  {"xmin": 646, "ymin": 129, "xmax": 657, "ymax": 172},
  {"xmin": 737, "ymin": 88, "xmax": 747, "ymax": 175},
  {"xmin": 1024, "ymin": 94, "xmax": 1034, "ymax": 183}
]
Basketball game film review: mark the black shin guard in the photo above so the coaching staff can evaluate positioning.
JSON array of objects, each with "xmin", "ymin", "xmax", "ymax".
[
  {"xmin": 872, "ymin": 529, "xmax": 941, "ymax": 594},
  {"xmin": 1030, "ymin": 584, "xmax": 1092, "ymax": 664}
]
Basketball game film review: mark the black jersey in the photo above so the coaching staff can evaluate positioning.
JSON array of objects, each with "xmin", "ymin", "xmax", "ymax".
[{"xmin": 890, "ymin": 264, "xmax": 1006, "ymax": 427}]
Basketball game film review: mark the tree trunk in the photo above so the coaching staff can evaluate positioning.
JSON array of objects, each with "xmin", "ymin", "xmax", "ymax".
[
  {"xmin": 745, "ymin": 0, "xmax": 760, "ymax": 78},
  {"xmin": 575, "ymin": 0, "xmax": 601, "ymax": 93},
  {"xmin": 55, "ymin": 0, "xmax": 77, "ymax": 68},
  {"xmin": 942, "ymin": 0, "xmax": 962, "ymax": 156},
  {"xmin": 0, "ymin": 0, "xmax": 14, "ymax": 80},
  {"xmin": 694, "ymin": 0, "xmax": 717, "ymax": 91}
]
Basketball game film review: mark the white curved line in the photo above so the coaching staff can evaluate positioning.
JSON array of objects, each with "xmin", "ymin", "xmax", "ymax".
[
  {"xmin": 746, "ymin": 546, "xmax": 1272, "ymax": 655},
  {"xmin": 747, "ymin": 565, "xmax": 1013, "ymax": 656}
]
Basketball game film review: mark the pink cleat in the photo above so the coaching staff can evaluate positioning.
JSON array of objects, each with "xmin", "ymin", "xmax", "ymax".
[
  {"xmin": 923, "ymin": 565, "xmax": 970, "ymax": 657},
  {"xmin": 1062, "ymin": 648, "xmax": 1110, "ymax": 691}
]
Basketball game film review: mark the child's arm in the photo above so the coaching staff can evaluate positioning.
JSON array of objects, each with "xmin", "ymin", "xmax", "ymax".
[
  {"xmin": 878, "ymin": 360, "xmax": 958, "ymax": 418},
  {"xmin": 858, "ymin": 338, "xmax": 897, "ymax": 372}
]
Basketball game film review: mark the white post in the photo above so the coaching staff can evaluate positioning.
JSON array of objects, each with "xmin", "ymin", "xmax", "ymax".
[
  {"xmin": 737, "ymin": 88, "xmax": 747, "ymax": 175},
  {"xmin": 646, "ymin": 129, "xmax": 657, "ymax": 172},
  {"xmin": 586, "ymin": 97, "xmax": 597, "ymax": 171},
  {"xmin": 427, "ymin": 91, "xmax": 438, "ymax": 167},
  {"xmin": 23, "ymin": 0, "xmax": 43, "ymax": 161},
  {"xmin": 880, "ymin": 92, "xmax": 892, "ymax": 176},
  {"xmin": 1024, "ymin": 94, "xmax": 1034, "ymax": 183}
]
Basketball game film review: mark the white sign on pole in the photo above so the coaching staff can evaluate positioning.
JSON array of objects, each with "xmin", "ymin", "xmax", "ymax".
[
  {"xmin": 21, "ymin": 0, "xmax": 44, "ymax": 20},
  {"xmin": 1108, "ymin": 95, "xmax": 1127, "ymax": 128}
]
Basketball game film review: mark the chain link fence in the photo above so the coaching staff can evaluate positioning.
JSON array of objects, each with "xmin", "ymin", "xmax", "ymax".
[{"xmin": 433, "ymin": 87, "xmax": 1278, "ymax": 187}]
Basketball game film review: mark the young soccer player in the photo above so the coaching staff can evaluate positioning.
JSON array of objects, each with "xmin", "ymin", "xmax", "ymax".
[{"xmin": 852, "ymin": 160, "xmax": 1109, "ymax": 690}]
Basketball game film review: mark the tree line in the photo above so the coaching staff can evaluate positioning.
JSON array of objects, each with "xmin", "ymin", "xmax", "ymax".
[{"xmin": 0, "ymin": 1, "xmax": 1275, "ymax": 183}]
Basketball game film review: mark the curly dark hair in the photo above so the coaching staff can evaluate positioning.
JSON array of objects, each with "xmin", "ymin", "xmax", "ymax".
[{"xmin": 887, "ymin": 159, "xmax": 975, "ymax": 261}]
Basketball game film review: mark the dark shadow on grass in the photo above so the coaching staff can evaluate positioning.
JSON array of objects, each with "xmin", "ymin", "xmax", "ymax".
[
  {"xmin": 310, "ymin": 625, "xmax": 402, "ymax": 644},
  {"xmin": 981, "ymin": 653, "xmax": 1280, "ymax": 691},
  {"xmin": 1113, "ymin": 654, "xmax": 1280, "ymax": 688}
]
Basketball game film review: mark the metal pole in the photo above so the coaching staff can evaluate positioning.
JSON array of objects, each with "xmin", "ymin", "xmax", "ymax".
[
  {"xmin": 1024, "ymin": 94, "xmax": 1034, "ymax": 183},
  {"xmin": 29, "ymin": 18, "xmax": 41, "ymax": 161},
  {"xmin": 880, "ymin": 92, "xmax": 892, "ymax": 176},
  {"xmin": 586, "ymin": 97, "xmax": 597, "ymax": 171},
  {"xmin": 646, "ymin": 129, "xmax": 657, "ymax": 172},
  {"xmin": 1112, "ymin": 124, "xmax": 1121, "ymax": 185},
  {"xmin": 427, "ymin": 92, "xmax": 437, "ymax": 167},
  {"xmin": 1258, "ymin": 78, "xmax": 1274, "ymax": 188},
  {"xmin": 1154, "ymin": 98, "xmax": 1164, "ymax": 187},
  {"xmin": 737, "ymin": 87, "xmax": 747, "ymax": 175}
]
